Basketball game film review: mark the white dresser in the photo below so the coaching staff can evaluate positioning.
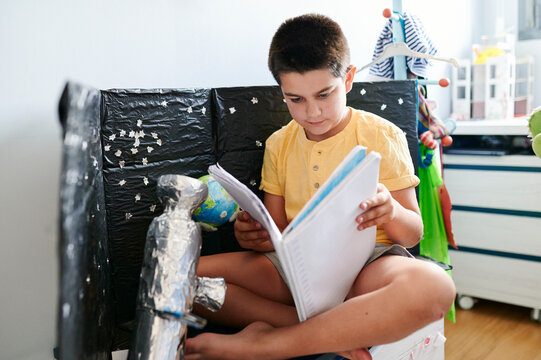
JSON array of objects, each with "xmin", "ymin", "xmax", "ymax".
[{"xmin": 443, "ymin": 119, "xmax": 541, "ymax": 320}]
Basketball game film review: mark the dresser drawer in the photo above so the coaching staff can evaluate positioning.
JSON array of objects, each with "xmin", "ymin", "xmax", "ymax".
[
  {"xmin": 451, "ymin": 211, "xmax": 541, "ymax": 256},
  {"xmin": 449, "ymin": 250, "xmax": 541, "ymax": 309},
  {"xmin": 443, "ymin": 155, "xmax": 541, "ymax": 212}
]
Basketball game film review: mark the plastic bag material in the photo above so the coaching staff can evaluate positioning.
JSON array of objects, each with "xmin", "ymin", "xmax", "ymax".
[
  {"xmin": 58, "ymin": 82, "xmax": 112, "ymax": 360},
  {"xmin": 58, "ymin": 80, "xmax": 423, "ymax": 355},
  {"xmin": 418, "ymin": 144, "xmax": 456, "ymax": 322},
  {"xmin": 100, "ymin": 88, "xmax": 215, "ymax": 325}
]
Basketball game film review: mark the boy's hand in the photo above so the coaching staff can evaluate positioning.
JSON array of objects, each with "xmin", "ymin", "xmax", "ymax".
[
  {"xmin": 234, "ymin": 211, "xmax": 274, "ymax": 252},
  {"xmin": 355, "ymin": 183, "xmax": 396, "ymax": 231}
]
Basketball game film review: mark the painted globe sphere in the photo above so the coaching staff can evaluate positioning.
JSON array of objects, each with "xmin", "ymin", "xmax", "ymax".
[{"xmin": 193, "ymin": 175, "xmax": 238, "ymax": 230}]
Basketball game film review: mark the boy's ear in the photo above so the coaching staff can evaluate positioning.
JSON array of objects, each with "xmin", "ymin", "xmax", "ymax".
[{"xmin": 345, "ymin": 66, "xmax": 357, "ymax": 93}]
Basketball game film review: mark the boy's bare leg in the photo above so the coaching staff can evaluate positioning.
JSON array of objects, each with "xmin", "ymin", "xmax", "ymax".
[
  {"xmin": 186, "ymin": 255, "xmax": 455, "ymax": 360},
  {"xmin": 194, "ymin": 251, "xmax": 298, "ymax": 328}
]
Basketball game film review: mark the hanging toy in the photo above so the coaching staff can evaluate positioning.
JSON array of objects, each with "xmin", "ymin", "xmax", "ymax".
[
  {"xmin": 420, "ymin": 130, "xmax": 437, "ymax": 150},
  {"xmin": 417, "ymin": 85, "xmax": 453, "ymax": 147}
]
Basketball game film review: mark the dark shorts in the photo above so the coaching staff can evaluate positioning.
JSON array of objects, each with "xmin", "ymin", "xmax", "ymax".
[{"xmin": 263, "ymin": 244, "xmax": 414, "ymax": 288}]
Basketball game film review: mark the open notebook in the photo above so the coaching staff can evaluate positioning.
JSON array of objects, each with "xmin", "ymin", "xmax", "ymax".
[{"xmin": 208, "ymin": 146, "xmax": 381, "ymax": 321}]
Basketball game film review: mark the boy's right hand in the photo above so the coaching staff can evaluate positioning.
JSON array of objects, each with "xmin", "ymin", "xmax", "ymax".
[{"xmin": 234, "ymin": 210, "xmax": 274, "ymax": 252}]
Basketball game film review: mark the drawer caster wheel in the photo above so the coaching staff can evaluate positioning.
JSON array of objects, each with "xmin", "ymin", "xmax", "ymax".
[
  {"xmin": 457, "ymin": 295, "xmax": 476, "ymax": 310},
  {"xmin": 531, "ymin": 308, "xmax": 540, "ymax": 322}
]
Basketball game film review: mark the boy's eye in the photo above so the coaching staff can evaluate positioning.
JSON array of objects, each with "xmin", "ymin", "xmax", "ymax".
[
  {"xmin": 290, "ymin": 97, "xmax": 302, "ymax": 103},
  {"xmin": 319, "ymin": 93, "xmax": 330, "ymax": 99}
]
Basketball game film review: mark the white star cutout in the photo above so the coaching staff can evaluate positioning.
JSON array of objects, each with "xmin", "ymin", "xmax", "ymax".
[
  {"xmin": 161, "ymin": 100, "xmax": 168, "ymax": 107},
  {"xmin": 202, "ymin": 107, "xmax": 206, "ymax": 115},
  {"xmin": 119, "ymin": 179, "xmax": 126, "ymax": 186},
  {"xmin": 149, "ymin": 204, "xmax": 156, "ymax": 212},
  {"xmin": 125, "ymin": 213, "xmax": 132, "ymax": 220},
  {"xmin": 137, "ymin": 119, "xmax": 142, "ymax": 127},
  {"xmin": 120, "ymin": 130, "xmax": 126, "ymax": 137},
  {"xmin": 156, "ymin": 139, "xmax": 162, "ymax": 146},
  {"xmin": 119, "ymin": 160, "xmax": 125, "ymax": 168},
  {"xmin": 143, "ymin": 177, "xmax": 149, "ymax": 185},
  {"xmin": 360, "ymin": 89, "xmax": 366, "ymax": 95},
  {"xmin": 398, "ymin": 98, "xmax": 404, "ymax": 105},
  {"xmin": 109, "ymin": 134, "xmax": 116, "ymax": 141},
  {"xmin": 135, "ymin": 193, "xmax": 141, "ymax": 202},
  {"xmin": 229, "ymin": 107, "xmax": 236, "ymax": 114},
  {"xmin": 147, "ymin": 146, "xmax": 154, "ymax": 153},
  {"xmin": 381, "ymin": 104, "xmax": 387, "ymax": 110},
  {"xmin": 104, "ymin": 145, "xmax": 111, "ymax": 152},
  {"xmin": 187, "ymin": 106, "xmax": 193, "ymax": 113},
  {"xmin": 115, "ymin": 150, "xmax": 122, "ymax": 157},
  {"xmin": 142, "ymin": 157, "xmax": 148, "ymax": 165},
  {"xmin": 129, "ymin": 131, "xmax": 135, "ymax": 138},
  {"xmin": 251, "ymin": 97, "xmax": 259, "ymax": 104},
  {"xmin": 131, "ymin": 148, "xmax": 138, "ymax": 154},
  {"xmin": 151, "ymin": 132, "xmax": 158, "ymax": 139}
]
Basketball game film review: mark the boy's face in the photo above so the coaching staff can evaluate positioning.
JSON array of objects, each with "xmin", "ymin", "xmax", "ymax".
[{"xmin": 280, "ymin": 66, "xmax": 355, "ymax": 142}]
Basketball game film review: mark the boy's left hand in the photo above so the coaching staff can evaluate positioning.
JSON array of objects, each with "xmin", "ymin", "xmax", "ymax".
[{"xmin": 355, "ymin": 183, "xmax": 396, "ymax": 231}]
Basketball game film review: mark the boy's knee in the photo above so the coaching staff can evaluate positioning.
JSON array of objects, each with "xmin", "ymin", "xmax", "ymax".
[
  {"xmin": 419, "ymin": 265, "xmax": 456, "ymax": 321},
  {"xmin": 402, "ymin": 263, "xmax": 455, "ymax": 322}
]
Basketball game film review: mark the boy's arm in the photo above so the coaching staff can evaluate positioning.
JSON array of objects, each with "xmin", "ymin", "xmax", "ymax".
[
  {"xmin": 263, "ymin": 192, "xmax": 289, "ymax": 232},
  {"xmin": 356, "ymin": 184, "xmax": 423, "ymax": 248},
  {"xmin": 234, "ymin": 192, "xmax": 288, "ymax": 252}
]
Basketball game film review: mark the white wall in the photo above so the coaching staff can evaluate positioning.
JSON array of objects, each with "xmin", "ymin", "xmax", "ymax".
[{"xmin": 0, "ymin": 1, "xmax": 475, "ymax": 359}]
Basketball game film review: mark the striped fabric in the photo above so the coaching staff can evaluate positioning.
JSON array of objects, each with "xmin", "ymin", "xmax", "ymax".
[{"xmin": 369, "ymin": 12, "xmax": 438, "ymax": 79}]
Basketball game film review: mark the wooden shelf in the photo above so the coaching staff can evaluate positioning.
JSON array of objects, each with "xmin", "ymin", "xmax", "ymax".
[{"xmin": 453, "ymin": 117, "xmax": 529, "ymax": 135}]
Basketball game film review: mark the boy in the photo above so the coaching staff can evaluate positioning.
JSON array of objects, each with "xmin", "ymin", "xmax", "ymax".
[{"xmin": 187, "ymin": 14, "xmax": 455, "ymax": 360}]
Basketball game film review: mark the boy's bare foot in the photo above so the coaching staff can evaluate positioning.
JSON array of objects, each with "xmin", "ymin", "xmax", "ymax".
[
  {"xmin": 185, "ymin": 321, "xmax": 278, "ymax": 360},
  {"xmin": 337, "ymin": 348, "xmax": 373, "ymax": 360},
  {"xmin": 185, "ymin": 321, "xmax": 373, "ymax": 360}
]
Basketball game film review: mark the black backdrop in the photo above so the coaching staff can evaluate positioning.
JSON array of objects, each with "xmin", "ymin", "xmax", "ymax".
[{"xmin": 57, "ymin": 80, "xmax": 418, "ymax": 359}]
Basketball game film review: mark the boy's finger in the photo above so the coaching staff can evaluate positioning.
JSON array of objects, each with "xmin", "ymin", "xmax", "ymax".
[
  {"xmin": 236, "ymin": 220, "xmax": 261, "ymax": 232},
  {"xmin": 357, "ymin": 215, "xmax": 385, "ymax": 231},
  {"xmin": 238, "ymin": 210, "xmax": 249, "ymax": 221},
  {"xmin": 238, "ymin": 228, "xmax": 268, "ymax": 241}
]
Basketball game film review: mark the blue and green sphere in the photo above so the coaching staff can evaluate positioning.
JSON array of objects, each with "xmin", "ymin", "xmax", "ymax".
[{"xmin": 193, "ymin": 175, "xmax": 239, "ymax": 230}]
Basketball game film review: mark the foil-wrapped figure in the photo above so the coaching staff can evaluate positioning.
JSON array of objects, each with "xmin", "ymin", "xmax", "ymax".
[{"xmin": 129, "ymin": 175, "xmax": 226, "ymax": 360}]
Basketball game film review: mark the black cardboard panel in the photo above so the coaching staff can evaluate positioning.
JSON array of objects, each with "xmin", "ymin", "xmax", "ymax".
[
  {"xmin": 213, "ymin": 86, "xmax": 291, "ymax": 155},
  {"xmin": 58, "ymin": 82, "xmax": 112, "ymax": 360},
  {"xmin": 348, "ymin": 81, "xmax": 419, "ymax": 171},
  {"xmin": 100, "ymin": 89, "xmax": 215, "ymax": 324}
]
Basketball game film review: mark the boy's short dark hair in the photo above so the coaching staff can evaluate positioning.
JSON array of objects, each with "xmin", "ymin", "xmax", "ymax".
[{"xmin": 268, "ymin": 14, "xmax": 351, "ymax": 84}]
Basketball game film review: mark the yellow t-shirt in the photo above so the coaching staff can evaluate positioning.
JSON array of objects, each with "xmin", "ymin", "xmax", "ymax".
[{"xmin": 260, "ymin": 107, "xmax": 420, "ymax": 246}]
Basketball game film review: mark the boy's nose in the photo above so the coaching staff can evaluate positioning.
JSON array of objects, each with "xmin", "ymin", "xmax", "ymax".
[{"xmin": 306, "ymin": 101, "xmax": 322, "ymax": 118}]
